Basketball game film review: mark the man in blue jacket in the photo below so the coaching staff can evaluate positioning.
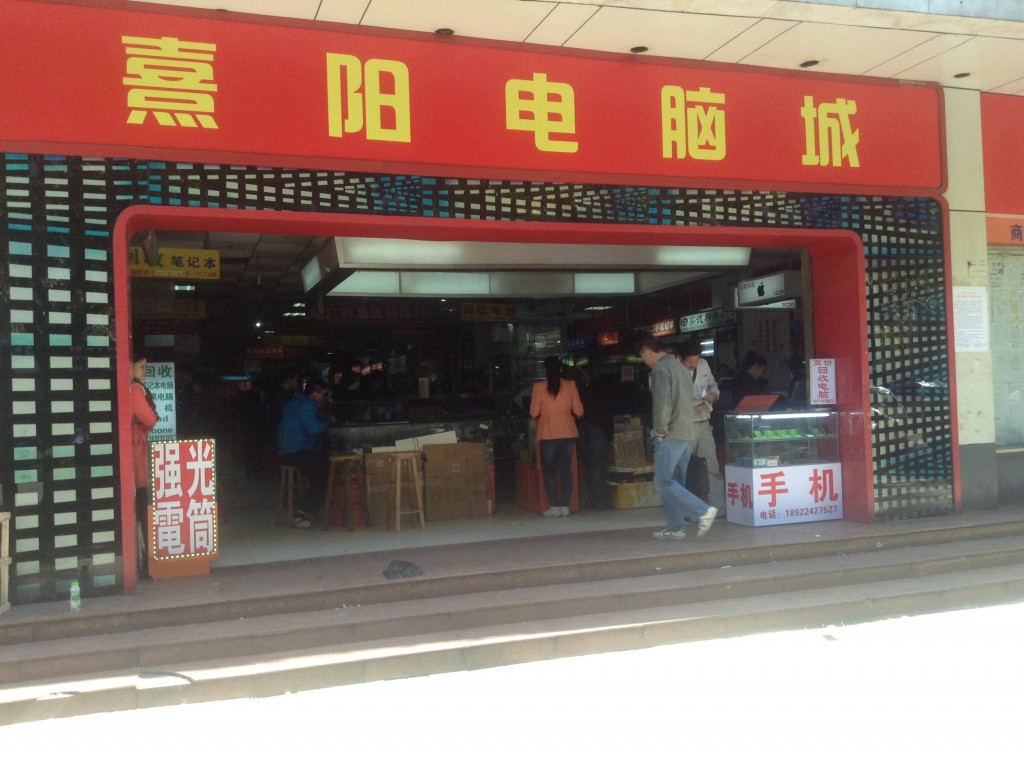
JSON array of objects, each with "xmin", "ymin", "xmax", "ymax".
[
  {"xmin": 278, "ymin": 378, "xmax": 331, "ymax": 528},
  {"xmin": 639, "ymin": 336, "xmax": 718, "ymax": 540}
]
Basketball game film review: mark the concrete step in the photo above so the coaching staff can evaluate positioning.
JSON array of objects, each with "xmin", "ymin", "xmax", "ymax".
[
  {"xmin": 3, "ymin": 529, "xmax": 1024, "ymax": 724},
  {"xmin": 5, "ymin": 517, "xmax": 1024, "ymax": 646},
  {"xmin": 4, "ymin": 558, "xmax": 1024, "ymax": 725}
]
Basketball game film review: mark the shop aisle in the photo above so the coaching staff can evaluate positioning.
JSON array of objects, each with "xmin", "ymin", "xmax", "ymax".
[{"xmin": 214, "ymin": 471, "xmax": 666, "ymax": 568}]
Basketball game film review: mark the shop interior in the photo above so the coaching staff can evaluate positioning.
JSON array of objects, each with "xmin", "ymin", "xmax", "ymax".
[{"xmin": 130, "ymin": 229, "xmax": 812, "ymax": 566}]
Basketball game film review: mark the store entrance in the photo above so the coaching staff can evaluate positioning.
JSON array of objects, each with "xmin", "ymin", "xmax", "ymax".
[{"xmin": 115, "ymin": 208, "xmax": 871, "ymax": 586}]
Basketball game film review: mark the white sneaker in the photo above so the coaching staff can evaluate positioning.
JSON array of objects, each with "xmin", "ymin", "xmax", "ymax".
[
  {"xmin": 652, "ymin": 528, "xmax": 686, "ymax": 540},
  {"xmin": 542, "ymin": 506, "xmax": 562, "ymax": 518},
  {"xmin": 697, "ymin": 506, "xmax": 719, "ymax": 537},
  {"xmin": 560, "ymin": 506, "xmax": 570, "ymax": 517}
]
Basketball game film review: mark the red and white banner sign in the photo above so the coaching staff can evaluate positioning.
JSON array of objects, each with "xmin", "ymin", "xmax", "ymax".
[
  {"xmin": 809, "ymin": 358, "xmax": 837, "ymax": 406},
  {"xmin": 725, "ymin": 462, "xmax": 843, "ymax": 526},
  {"xmin": 0, "ymin": 0, "xmax": 943, "ymax": 191},
  {"xmin": 149, "ymin": 438, "xmax": 219, "ymax": 560}
]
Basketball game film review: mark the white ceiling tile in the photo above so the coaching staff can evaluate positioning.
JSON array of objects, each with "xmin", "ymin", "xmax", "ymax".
[
  {"xmin": 526, "ymin": 3, "xmax": 598, "ymax": 47},
  {"xmin": 704, "ymin": 18, "xmax": 798, "ymax": 63},
  {"xmin": 991, "ymin": 77, "xmax": 1024, "ymax": 96},
  {"xmin": 861, "ymin": 33, "xmax": 968, "ymax": 78},
  {"xmin": 563, "ymin": 7, "xmax": 759, "ymax": 59},
  {"xmin": 895, "ymin": 37, "xmax": 1024, "ymax": 90},
  {"xmin": 126, "ymin": 0, "xmax": 321, "ymax": 20},
  {"xmin": 316, "ymin": 0, "xmax": 372, "ymax": 25},
  {"xmin": 359, "ymin": 0, "xmax": 553, "ymax": 41},
  {"xmin": 739, "ymin": 21, "xmax": 938, "ymax": 75}
]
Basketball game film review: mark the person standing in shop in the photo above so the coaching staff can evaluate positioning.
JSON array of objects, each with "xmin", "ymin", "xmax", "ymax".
[
  {"xmin": 277, "ymin": 378, "xmax": 331, "ymax": 529},
  {"xmin": 130, "ymin": 348, "xmax": 159, "ymax": 579},
  {"xmin": 675, "ymin": 341, "xmax": 726, "ymax": 510},
  {"xmin": 530, "ymin": 355, "xmax": 584, "ymax": 518},
  {"xmin": 639, "ymin": 336, "xmax": 718, "ymax": 541},
  {"xmin": 732, "ymin": 351, "xmax": 770, "ymax": 406}
]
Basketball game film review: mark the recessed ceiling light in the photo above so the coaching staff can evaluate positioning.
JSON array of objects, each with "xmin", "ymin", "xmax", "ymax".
[
  {"xmin": 630, "ymin": 46, "xmax": 648, "ymax": 54},
  {"xmin": 954, "ymin": 72, "xmax": 971, "ymax": 79},
  {"xmin": 799, "ymin": 59, "xmax": 820, "ymax": 69},
  {"xmin": 435, "ymin": 28, "xmax": 454, "ymax": 36}
]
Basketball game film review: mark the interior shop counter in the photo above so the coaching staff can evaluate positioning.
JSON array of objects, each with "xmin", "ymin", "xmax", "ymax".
[{"xmin": 329, "ymin": 417, "xmax": 520, "ymax": 456}]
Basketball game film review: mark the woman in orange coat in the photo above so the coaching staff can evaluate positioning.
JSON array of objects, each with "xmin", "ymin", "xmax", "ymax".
[
  {"xmin": 530, "ymin": 356, "xmax": 584, "ymax": 517},
  {"xmin": 130, "ymin": 350, "xmax": 159, "ymax": 577}
]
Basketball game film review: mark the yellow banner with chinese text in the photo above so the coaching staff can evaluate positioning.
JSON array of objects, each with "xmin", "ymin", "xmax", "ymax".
[{"xmin": 130, "ymin": 246, "xmax": 220, "ymax": 280}]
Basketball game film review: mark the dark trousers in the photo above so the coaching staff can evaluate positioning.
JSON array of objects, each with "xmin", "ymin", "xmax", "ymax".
[
  {"xmin": 540, "ymin": 438, "xmax": 577, "ymax": 507},
  {"xmin": 279, "ymin": 449, "xmax": 328, "ymax": 517},
  {"xmin": 577, "ymin": 421, "xmax": 609, "ymax": 507}
]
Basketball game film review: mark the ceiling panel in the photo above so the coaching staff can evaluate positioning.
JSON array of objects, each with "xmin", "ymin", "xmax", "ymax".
[
  {"xmin": 740, "ymin": 22, "xmax": 939, "ymax": 75},
  {"xmin": 134, "ymin": 0, "xmax": 322, "ymax": 20},
  {"xmin": 704, "ymin": 18, "xmax": 799, "ymax": 64},
  {"xmin": 563, "ymin": 7, "xmax": 759, "ymax": 59},
  {"xmin": 315, "ymin": 0, "xmax": 371, "ymax": 25},
  {"xmin": 359, "ymin": 0, "xmax": 554, "ymax": 41},
  {"xmin": 861, "ymin": 34, "xmax": 971, "ymax": 78},
  {"xmin": 525, "ymin": 3, "xmax": 599, "ymax": 47},
  {"xmin": 894, "ymin": 37, "xmax": 1024, "ymax": 91}
]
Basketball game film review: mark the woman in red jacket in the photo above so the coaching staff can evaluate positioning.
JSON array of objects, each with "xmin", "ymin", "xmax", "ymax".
[
  {"xmin": 130, "ymin": 350, "xmax": 159, "ymax": 578},
  {"xmin": 530, "ymin": 356, "xmax": 584, "ymax": 517}
]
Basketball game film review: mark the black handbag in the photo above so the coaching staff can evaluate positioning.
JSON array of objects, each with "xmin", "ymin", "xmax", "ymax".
[{"xmin": 685, "ymin": 456, "xmax": 710, "ymax": 499}]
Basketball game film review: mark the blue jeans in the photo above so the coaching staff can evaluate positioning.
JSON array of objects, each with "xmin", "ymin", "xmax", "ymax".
[
  {"xmin": 652, "ymin": 437, "xmax": 710, "ymax": 532},
  {"xmin": 540, "ymin": 438, "xmax": 577, "ymax": 507}
]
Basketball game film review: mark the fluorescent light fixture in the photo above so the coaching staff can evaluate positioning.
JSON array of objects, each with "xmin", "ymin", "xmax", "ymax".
[
  {"xmin": 332, "ymin": 237, "xmax": 750, "ymax": 269},
  {"xmin": 330, "ymin": 271, "xmax": 401, "ymax": 294},
  {"xmin": 403, "ymin": 272, "xmax": 490, "ymax": 295},
  {"xmin": 584, "ymin": 305, "xmax": 613, "ymax": 311},
  {"xmin": 173, "ymin": 284, "xmax": 196, "ymax": 292},
  {"xmin": 300, "ymin": 257, "xmax": 323, "ymax": 292},
  {"xmin": 574, "ymin": 273, "xmax": 634, "ymax": 294}
]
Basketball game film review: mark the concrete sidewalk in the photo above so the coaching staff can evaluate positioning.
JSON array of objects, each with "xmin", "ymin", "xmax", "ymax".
[{"xmin": 5, "ymin": 504, "xmax": 1021, "ymax": 627}]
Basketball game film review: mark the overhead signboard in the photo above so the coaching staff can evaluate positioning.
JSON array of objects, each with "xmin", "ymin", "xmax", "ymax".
[
  {"xmin": 0, "ymin": 0, "xmax": 944, "ymax": 192},
  {"xmin": 129, "ymin": 247, "xmax": 220, "ymax": 280},
  {"xmin": 736, "ymin": 271, "xmax": 802, "ymax": 307}
]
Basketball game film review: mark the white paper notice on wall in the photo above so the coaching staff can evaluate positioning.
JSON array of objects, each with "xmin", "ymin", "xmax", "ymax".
[{"xmin": 953, "ymin": 286, "xmax": 989, "ymax": 352}]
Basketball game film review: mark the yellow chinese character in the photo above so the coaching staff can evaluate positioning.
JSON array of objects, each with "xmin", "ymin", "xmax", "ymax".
[
  {"xmin": 801, "ymin": 96, "xmax": 859, "ymax": 168},
  {"xmin": 326, "ymin": 54, "xmax": 411, "ymax": 142},
  {"xmin": 661, "ymin": 85, "xmax": 726, "ymax": 160},
  {"xmin": 505, "ymin": 73, "xmax": 578, "ymax": 153},
  {"xmin": 122, "ymin": 36, "xmax": 218, "ymax": 129}
]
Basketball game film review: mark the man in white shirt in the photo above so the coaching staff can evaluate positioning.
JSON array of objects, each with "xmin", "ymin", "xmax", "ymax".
[{"xmin": 676, "ymin": 341, "xmax": 726, "ymax": 510}]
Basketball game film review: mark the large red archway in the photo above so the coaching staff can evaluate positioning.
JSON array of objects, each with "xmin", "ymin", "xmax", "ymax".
[{"xmin": 114, "ymin": 206, "xmax": 872, "ymax": 591}]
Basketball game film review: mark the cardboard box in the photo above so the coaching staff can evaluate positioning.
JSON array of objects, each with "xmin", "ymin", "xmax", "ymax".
[
  {"xmin": 363, "ymin": 451, "xmax": 425, "ymax": 529},
  {"xmin": 394, "ymin": 429, "xmax": 458, "ymax": 452},
  {"xmin": 425, "ymin": 475, "xmax": 488, "ymax": 521},
  {"xmin": 423, "ymin": 442, "xmax": 487, "ymax": 476},
  {"xmin": 612, "ymin": 429, "xmax": 647, "ymax": 466},
  {"xmin": 423, "ymin": 443, "xmax": 488, "ymax": 520},
  {"xmin": 608, "ymin": 480, "xmax": 663, "ymax": 509}
]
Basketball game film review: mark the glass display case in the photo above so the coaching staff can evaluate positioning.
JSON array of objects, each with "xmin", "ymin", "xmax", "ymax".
[
  {"xmin": 725, "ymin": 410, "xmax": 839, "ymax": 467},
  {"xmin": 724, "ymin": 410, "xmax": 843, "ymax": 526}
]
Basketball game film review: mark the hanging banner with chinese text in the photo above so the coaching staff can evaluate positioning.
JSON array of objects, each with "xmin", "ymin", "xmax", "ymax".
[
  {"xmin": 149, "ymin": 438, "xmax": 219, "ymax": 561},
  {"xmin": 809, "ymin": 358, "xmax": 837, "ymax": 406},
  {"xmin": 0, "ymin": 0, "xmax": 944, "ymax": 193},
  {"xmin": 130, "ymin": 247, "xmax": 221, "ymax": 280}
]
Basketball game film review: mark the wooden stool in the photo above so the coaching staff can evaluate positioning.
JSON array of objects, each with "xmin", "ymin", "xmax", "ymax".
[
  {"xmin": 278, "ymin": 465, "xmax": 302, "ymax": 526},
  {"xmin": 388, "ymin": 451, "xmax": 425, "ymax": 531},
  {"xmin": 323, "ymin": 454, "xmax": 365, "ymax": 531}
]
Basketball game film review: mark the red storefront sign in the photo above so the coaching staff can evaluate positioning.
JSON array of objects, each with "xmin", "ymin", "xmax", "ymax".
[
  {"xmin": 149, "ymin": 439, "xmax": 218, "ymax": 561},
  {"xmin": 0, "ymin": 0, "xmax": 944, "ymax": 192}
]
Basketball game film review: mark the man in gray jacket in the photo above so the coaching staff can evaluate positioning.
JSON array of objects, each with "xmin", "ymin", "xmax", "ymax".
[{"xmin": 639, "ymin": 336, "xmax": 719, "ymax": 540}]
